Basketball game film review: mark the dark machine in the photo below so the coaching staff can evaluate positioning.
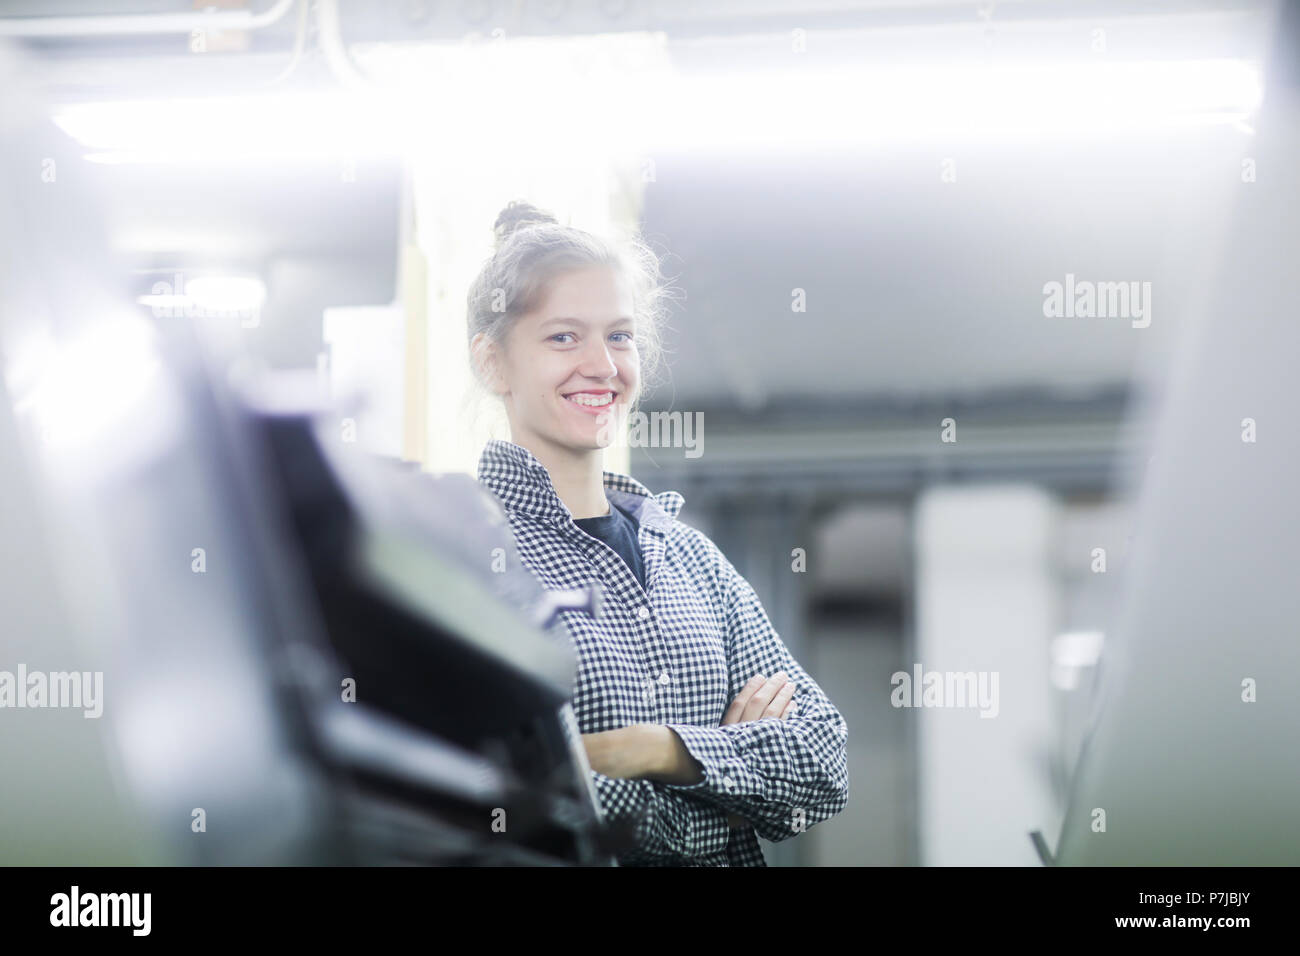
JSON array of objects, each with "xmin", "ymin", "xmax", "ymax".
[{"xmin": 0, "ymin": 52, "xmax": 628, "ymax": 865}]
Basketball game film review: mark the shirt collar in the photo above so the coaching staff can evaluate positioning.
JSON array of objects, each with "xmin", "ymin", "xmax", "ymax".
[{"xmin": 476, "ymin": 438, "xmax": 683, "ymax": 532}]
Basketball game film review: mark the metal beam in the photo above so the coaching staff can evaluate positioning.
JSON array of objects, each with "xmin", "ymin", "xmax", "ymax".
[{"xmin": 628, "ymin": 386, "xmax": 1141, "ymax": 502}]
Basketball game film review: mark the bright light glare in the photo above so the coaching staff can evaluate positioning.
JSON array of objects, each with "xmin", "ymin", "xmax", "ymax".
[
  {"xmin": 643, "ymin": 58, "xmax": 1265, "ymax": 150},
  {"xmin": 1050, "ymin": 630, "xmax": 1106, "ymax": 691},
  {"xmin": 51, "ymin": 55, "xmax": 1263, "ymax": 165},
  {"xmin": 9, "ymin": 316, "xmax": 165, "ymax": 455}
]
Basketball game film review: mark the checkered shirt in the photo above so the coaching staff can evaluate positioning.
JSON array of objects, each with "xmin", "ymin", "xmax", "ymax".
[{"xmin": 477, "ymin": 439, "xmax": 850, "ymax": 866}]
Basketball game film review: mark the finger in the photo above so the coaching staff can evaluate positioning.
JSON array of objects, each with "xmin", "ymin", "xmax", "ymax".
[
  {"xmin": 779, "ymin": 697, "xmax": 798, "ymax": 719},
  {"xmin": 742, "ymin": 672, "xmax": 789, "ymax": 722},
  {"xmin": 723, "ymin": 674, "xmax": 767, "ymax": 725},
  {"xmin": 762, "ymin": 680, "xmax": 796, "ymax": 719},
  {"xmin": 763, "ymin": 680, "xmax": 796, "ymax": 719},
  {"xmin": 744, "ymin": 672, "xmax": 790, "ymax": 720}
]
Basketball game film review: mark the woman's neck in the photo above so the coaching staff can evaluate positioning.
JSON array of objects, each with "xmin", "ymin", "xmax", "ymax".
[{"xmin": 515, "ymin": 436, "xmax": 610, "ymax": 519}]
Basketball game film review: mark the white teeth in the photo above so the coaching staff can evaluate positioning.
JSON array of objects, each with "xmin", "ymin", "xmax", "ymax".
[{"xmin": 567, "ymin": 393, "xmax": 613, "ymax": 407}]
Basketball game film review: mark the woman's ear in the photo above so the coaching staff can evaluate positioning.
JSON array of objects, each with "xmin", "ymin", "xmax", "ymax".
[{"xmin": 471, "ymin": 332, "xmax": 508, "ymax": 395}]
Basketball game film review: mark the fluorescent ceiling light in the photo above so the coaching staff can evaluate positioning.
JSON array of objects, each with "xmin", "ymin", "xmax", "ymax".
[
  {"xmin": 51, "ymin": 55, "xmax": 1264, "ymax": 165},
  {"xmin": 642, "ymin": 58, "xmax": 1264, "ymax": 150},
  {"xmin": 135, "ymin": 274, "xmax": 265, "ymax": 325},
  {"xmin": 184, "ymin": 275, "xmax": 266, "ymax": 312},
  {"xmin": 52, "ymin": 92, "xmax": 404, "ymax": 164}
]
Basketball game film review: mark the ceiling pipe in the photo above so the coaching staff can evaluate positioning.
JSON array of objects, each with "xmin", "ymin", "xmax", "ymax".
[{"xmin": 0, "ymin": 0, "xmax": 296, "ymax": 37}]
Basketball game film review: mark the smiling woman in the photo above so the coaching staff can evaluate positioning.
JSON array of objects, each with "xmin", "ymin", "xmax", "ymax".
[
  {"xmin": 485, "ymin": 266, "xmax": 641, "ymax": 458},
  {"xmin": 465, "ymin": 200, "xmax": 850, "ymax": 866},
  {"xmin": 466, "ymin": 200, "xmax": 669, "ymax": 451}
]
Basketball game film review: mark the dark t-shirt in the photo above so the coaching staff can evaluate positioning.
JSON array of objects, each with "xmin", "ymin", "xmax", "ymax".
[{"xmin": 574, "ymin": 501, "xmax": 646, "ymax": 591}]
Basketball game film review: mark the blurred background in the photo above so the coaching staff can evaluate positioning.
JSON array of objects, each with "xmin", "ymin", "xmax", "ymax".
[{"xmin": 2, "ymin": 0, "xmax": 1297, "ymax": 867}]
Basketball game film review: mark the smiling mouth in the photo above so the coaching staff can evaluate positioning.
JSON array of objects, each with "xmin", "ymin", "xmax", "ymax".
[{"xmin": 563, "ymin": 391, "xmax": 617, "ymax": 408}]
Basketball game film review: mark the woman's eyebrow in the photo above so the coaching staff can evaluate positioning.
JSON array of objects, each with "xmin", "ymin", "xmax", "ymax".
[{"xmin": 541, "ymin": 316, "xmax": 634, "ymax": 327}]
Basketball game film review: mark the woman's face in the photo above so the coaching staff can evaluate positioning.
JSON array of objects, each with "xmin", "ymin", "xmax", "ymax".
[{"xmin": 489, "ymin": 265, "xmax": 640, "ymax": 456}]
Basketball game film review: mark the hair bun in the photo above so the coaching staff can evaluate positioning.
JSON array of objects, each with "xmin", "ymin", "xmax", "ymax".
[{"xmin": 493, "ymin": 200, "xmax": 558, "ymax": 250}]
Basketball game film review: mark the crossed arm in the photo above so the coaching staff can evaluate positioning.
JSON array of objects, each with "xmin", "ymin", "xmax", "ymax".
[
  {"xmin": 583, "ymin": 671, "xmax": 798, "ymax": 827},
  {"xmin": 581, "ymin": 672, "xmax": 800, "ymax": 863},
  {"xmin": 582, "ymin": 540, "xmax": 850, "ymax": 853}
]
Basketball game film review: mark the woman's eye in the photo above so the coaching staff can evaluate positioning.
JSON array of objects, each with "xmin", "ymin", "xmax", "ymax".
[
  {"xmin": 610, "ymin": 332, "xmax": 633, "ymax": 344},
  {"xmin": 549, "ymin": 333, "xmax": 575, "ymax": 344}
]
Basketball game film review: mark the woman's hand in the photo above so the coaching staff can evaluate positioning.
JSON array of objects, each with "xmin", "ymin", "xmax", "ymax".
[
  {"xmin": 724, "ymin": 672, "xmax": 797, "ymax": 724},
  {"xmin": 722, "ymin": 673, "xmax": 797, "ymax": 828}
]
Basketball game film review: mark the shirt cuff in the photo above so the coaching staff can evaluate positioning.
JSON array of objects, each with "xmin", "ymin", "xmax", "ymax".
[
  {"xmin": 660, "ymin": 721, "xmax": 795, "ymax": 805},
  {"xmin": 590, "ymin": 770, "xmax": 731, "ymax": 862}
]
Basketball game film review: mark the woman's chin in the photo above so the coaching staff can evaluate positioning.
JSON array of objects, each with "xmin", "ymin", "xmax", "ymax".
[
  {"xmin": 546, "ymin": 425, "xmax": 612, "ymax": 454},
  {"xmin": 580, "ymin": 425, "xmax": 616, "ymax": 450}
]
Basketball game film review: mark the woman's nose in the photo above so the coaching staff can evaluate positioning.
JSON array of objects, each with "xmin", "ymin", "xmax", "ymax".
[{"xmin": 577, "ymin": 339, "xmax": 618, "ymax": 379}]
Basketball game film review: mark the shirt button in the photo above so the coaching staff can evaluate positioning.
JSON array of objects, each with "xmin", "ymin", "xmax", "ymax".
[
  {"xmin": 723, "ymin": 775, "xmax": 735, "ymax": 790},
  {"xmin": 637, "ymin": 606, "xmax": 650, "ymax": 620},
  {"xmin": 658, "ymin": 671, "xmax": 670, "ymax": 685}
]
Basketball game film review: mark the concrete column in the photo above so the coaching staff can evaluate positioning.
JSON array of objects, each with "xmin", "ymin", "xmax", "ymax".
[{"xmin": 913, "ymin": 484, "xmax": 1061, "ymax": 865}]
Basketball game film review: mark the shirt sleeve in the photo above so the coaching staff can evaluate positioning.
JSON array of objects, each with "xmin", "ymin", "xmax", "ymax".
[
  {"xmin": 589, "ymin": 770, "xmax": 734, "ymax": 863},
  {"xmin": 660, "ymin": 543, "xmax": 850, "ymax": 844}
]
